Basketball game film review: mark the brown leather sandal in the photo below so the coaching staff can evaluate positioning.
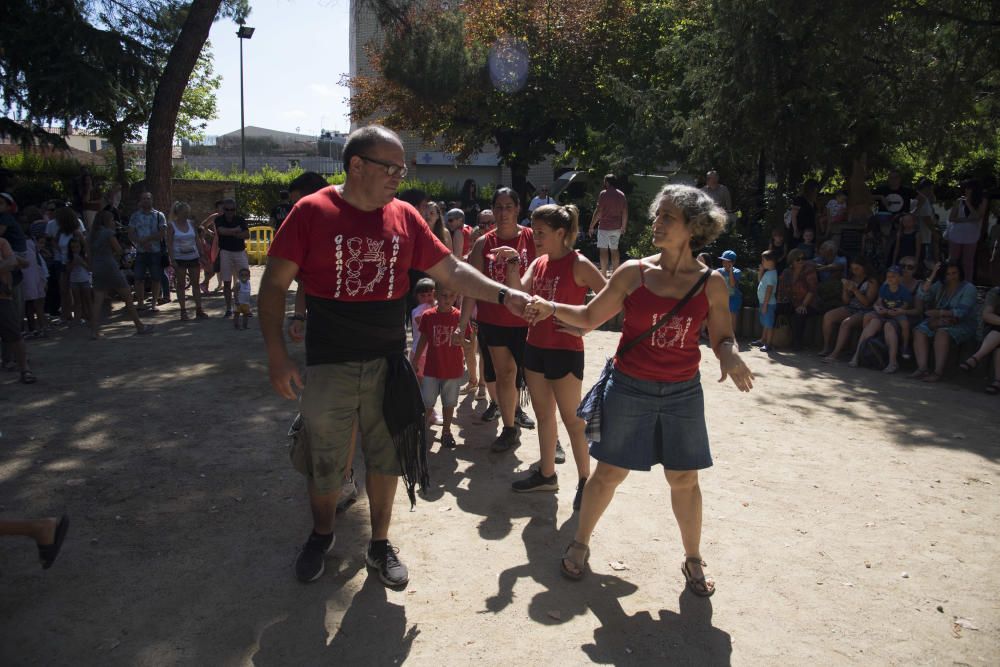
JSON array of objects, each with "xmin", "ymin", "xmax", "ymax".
[
  {"xmin": 560, "ymin": 540, "xmax": 590, "ymax": 580},
  {"xmin": 682, "ymin": 556, "xmax": 715, "ymax": 597}
]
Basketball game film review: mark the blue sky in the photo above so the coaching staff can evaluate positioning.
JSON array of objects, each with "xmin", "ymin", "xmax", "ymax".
[{"xmin": 203, "ymin": 0, "xmax": 353, "ymax": 138}]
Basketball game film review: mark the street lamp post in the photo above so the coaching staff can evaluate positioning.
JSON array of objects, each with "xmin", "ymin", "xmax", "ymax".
[{"xmin": 236, "ymin": 22, "xmax": 255, "ymax": 172}]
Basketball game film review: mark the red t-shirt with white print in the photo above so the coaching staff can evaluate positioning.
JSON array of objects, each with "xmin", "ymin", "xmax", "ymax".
[
  {"xmin": 268, "ymin": 186, "xmax": 450, "ymax": 301},
  {"xmin": 418, "ymin": 306, "xmax": 464, "ymax": 379}
]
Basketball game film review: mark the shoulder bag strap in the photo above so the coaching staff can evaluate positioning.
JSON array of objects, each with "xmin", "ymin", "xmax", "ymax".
[{"xmin": 618, "ymin": 268, "xmax": 711, "ymax": 357}]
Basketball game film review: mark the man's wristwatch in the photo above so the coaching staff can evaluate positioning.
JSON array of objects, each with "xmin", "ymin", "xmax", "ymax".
[
  {"xmin": 288, "ymin": 314, "xmax": 306, "ymax": 322},
  {"xmin": 497, "ymin": 287, "xmax": 508, "ymax": 305}
]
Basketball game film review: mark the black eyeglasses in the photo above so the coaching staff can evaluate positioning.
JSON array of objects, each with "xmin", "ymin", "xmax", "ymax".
[
  {"xmin": 358, "ymin": 155, "xmax": 408, "ymax": 178},
  {"xmin": 900, "ymin": 264, "xmax": 916, "ymax": 269}
]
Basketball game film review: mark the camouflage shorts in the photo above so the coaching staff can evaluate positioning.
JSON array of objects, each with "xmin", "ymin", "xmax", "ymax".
[{"xmin": 288, "ymin": 359, "xmax": 401, "ymax": 493}]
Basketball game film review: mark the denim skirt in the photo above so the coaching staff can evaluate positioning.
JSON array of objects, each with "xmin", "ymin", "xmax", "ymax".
[{"xmin": 590, "ymin": 368, "xmax": 712, "ymax": 471}]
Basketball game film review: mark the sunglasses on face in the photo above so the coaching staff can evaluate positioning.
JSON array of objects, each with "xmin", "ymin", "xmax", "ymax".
[{"xmin": 223, "ymin": 208, "xmax": 236, "ymax": 212}]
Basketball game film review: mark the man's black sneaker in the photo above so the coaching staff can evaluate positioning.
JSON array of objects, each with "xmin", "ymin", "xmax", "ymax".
[
  {"xmin": 366, "ymin": 540, "xmax": 409, "ymax": 587},
  {"xmin": 481, "ymin": 401, "xmax": 500, "ymax": 422},
  {"xmin": 295, "ymin": 531, "xmax": 335, "ymax": 583},
  {"xmin": 491, "ymin": 426, "xmax": 520, "ymax": 453},
  {"xmin": 441, "ymin": 432, "xmax": 457, "ymax": 449},
  {"xmin": 554, "ymin": 440, "xmax": 566, "ymax": 464},
  {"xmin": 515, "ymin": 407, "xmax": 536, "ymax": 429},
  {"xmin": 573, "ymin": 477, "xmax": 588, "ymax": 512},
  {"xmin": 512, "ymin": 469, "xmax": 558, "ymax": 493},
  {"xmin": 224, "ymin": 310, "xmax": 233, "ymax": 319}
]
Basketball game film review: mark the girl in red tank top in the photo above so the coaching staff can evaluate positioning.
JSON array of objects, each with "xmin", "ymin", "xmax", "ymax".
[
  {"xmin": 458, "ymin": 188, "xmax": 536, "ymax": 452},
  {"xmin": 476, "ymin": 225, "xmax": 535, "ymax": 327},
  {"xmin": 502, "ymin": 204, "xmax": 606, "ymax": 505},
  {"xmin": 522, "ymin": 184, "xmax": 755, "ymax": 596}
]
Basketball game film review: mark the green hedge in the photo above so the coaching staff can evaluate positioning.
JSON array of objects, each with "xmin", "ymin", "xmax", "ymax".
[
  {"xmin": 0, "ymin": 153, "xmax": 115, "ymax": 205},
  {"xmin": 174, "ymin": 164, "xmax": 494, "ymax": 219}
]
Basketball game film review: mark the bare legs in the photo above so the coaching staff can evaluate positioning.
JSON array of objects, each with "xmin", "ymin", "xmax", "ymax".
[
  {"xmin": 913, "ymin": 328, "xmax": 954, "ymax": 380},
  {"xmin": 563, "ymin": 463, "xmax": 707, "ymax": 582},
  {"xmin": 568, "ymin": 461, "xmax": 630, "ymax": 575},
  {"xmin": 91, "ymin": 287, "xmax": 146, "ymax": 339},
  {"xmin": 821, "ymin": 306, "xmax": 850, "ymax": 354},
  {"xmin": 849, "ymin": 314, "xmax": 883, "ymax": 366},
  {"xmin": 596, "ymin": 247, "xmax": 621, "ymax": 276},
  {"xmin": 176, "ymin": 265, "xmax": 204, "ymax": 317},
  {"xmin": 825, "ymin": 312, "xmax": 864, "ymax": 361},
  {"xmin": 488, "ymin": 345, "xmax": 519, "ymax": 429},
  {"xmin": 964, "ymin": 330, "xmax": 1000, "ymax": 368},
  {"xmin": 0, "ymin": 517, "xmax": 59, "ymax": 544},
  {"xmin": 365, "ymin": 472, "xmax": 397, "ymax": 541}
]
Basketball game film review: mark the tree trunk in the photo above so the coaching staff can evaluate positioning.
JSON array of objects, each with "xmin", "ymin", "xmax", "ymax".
[
  {"xmin": 144, "ymin": 0, "xmax": 222, "ymax": 209},
  {"xmin": 113, "ymin": 138, "xmax": 128, "ymax": 195},
  {"xmin": 752, "ymin": 149, "xmax": 766, "ymax": 243},
  {"xmin": 508, "ymin": 160, "xmax": 530, "ymax": 219}
]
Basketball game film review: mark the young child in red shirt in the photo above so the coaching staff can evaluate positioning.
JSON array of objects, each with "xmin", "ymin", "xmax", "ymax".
[{"xmin": 411, "ymin": 286, "xmax": 464, "ymax": 449}]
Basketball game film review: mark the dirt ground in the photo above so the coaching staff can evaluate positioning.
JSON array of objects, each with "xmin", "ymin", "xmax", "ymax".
[{"xmin": 1, "ymin": 265, "xmax": 998, "ymax": 666}]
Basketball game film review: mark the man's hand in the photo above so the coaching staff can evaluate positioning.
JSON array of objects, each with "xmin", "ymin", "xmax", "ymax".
[
  {"xmin": 523, "ymin": 295, "xmax": 555, "ymax": 324},
  {"xmin": 287, "ymin": 319, "xmax": 305, "ymax": 343},
  {"xmin": 504, "ymin": 289, "xmax": 531, "ymax": 318},
  {"xmin": 269, "ymin": 354, "xmax": 304, "ymax": 400}
]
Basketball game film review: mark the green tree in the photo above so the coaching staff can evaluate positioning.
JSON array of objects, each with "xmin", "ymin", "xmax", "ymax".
[
  {"xmin": 350, "ymin": 0, "xmax": 641, "ymax": 200},
  {"xmin": 600, "ymin": 0, "xmax": 1000, "ymax": 227},
  {"xmin": 145, "ymin": 0, "xmax": 247, "ymax": 209},
  {"xmin": 0, "ymin": 0, "xmax": 156, "ymax": 147},
  {"xmin": 176, "ymin": 51, "xmax": 221, "ymax": 143},
  {"xmin": 89, "ymin": 44, "xmax": 220, "ymax": 192}
]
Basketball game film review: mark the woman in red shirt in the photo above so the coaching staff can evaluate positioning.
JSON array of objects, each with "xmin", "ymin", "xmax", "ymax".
[
  {"xmin": 499, "ymin": 204, "xmax": 605, "ymax": 510},
  {"xmin": 459, "ymin": 188, "xmax": 536, "ymax": 453},
  {"xmin": 526, "ymin": 184, "xmax": 754, "ymax": 596}
]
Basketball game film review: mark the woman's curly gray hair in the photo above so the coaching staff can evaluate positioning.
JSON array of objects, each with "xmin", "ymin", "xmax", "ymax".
[{"xmin": 647, "ymin": 184, "xmax": 727, "ymax": 251}]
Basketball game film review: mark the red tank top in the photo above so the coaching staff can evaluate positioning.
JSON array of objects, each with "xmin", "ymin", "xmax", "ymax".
[
  {"xmin": 476, "ymin": 226, "xmax": 535, "ymax": 327},
  {"xmin": 527, "ymin": 252, "xmax": 588, "ymax": 351},
  {"xmin": 613, "ymin": 269, "xmax": 709, "ymax": 382}
]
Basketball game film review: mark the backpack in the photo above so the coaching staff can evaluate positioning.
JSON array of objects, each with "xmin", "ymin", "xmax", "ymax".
[{"xmin": 859, "ymin": 336, "xmax": 888, "ymax": 370}]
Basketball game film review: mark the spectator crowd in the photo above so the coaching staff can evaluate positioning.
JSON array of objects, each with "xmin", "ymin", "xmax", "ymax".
[{"xmin": 705, "ymin": 169, "xmax": 999, "ymax": 394}]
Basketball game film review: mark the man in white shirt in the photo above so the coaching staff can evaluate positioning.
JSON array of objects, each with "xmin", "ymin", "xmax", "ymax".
[{"xmin": 528, "ymin": 185, "xmax": 555, "ymax": 214}]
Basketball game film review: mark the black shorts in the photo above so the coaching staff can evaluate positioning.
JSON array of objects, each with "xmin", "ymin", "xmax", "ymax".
[
  {"xmin": 523, "ymin": 343, "xmax": 585, "ymax": 380},
  {"xmin": 476, "ymin": 322, "xmax": 527, "ymax": 384}
]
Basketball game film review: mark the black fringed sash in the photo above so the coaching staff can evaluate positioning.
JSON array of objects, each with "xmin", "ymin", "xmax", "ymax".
[{"xmin": 382, "ymin": 353, "xmax": 429, "ymax": 508}]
